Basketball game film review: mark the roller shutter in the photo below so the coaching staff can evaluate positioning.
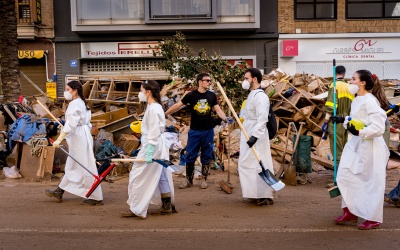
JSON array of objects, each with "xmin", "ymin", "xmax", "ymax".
[
  {"xmin": 81, "ymin": 58, "xmax": 170, "ymax": 80},
  {"xmin": 19, "ymin": 58, "xmax": 47, "ymax": 96}
]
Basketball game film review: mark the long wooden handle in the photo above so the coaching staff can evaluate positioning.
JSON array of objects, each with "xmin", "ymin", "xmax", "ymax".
[
  {"xmin": 33, "ymin": 97, "xmax": 64, "ymax": 128},
  {"xmin": 215, "ymin": 81, "xmax": 261, "ymax": 162}
]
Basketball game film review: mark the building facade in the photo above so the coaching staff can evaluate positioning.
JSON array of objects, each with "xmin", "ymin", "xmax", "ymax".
[
  {"xmin": 278, "ymin": 0, "xmax": 400, "ymax": 79},
  {"xmin": 17, "ymin": 0, "xmax": 55, "ymax": 96},
  {"xmin": 54, "ymin": 0, "xmax": 278, "ymax": 97}
]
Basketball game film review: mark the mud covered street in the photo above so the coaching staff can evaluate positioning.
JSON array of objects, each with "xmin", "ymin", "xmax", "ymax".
[{"xmin": 1, "ymin": 169, "xmax": 400, "ymax": 249}]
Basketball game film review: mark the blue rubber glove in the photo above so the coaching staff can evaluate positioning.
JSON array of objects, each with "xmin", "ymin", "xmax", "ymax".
[
  {"xmin": 388, "ymin": 104, "xmax": 399, "ymax": 116},
  {"xmin": 225, "ymin": 116, "xmax": 234, "ymax": 124},
  {"xmin": 321, "ymin": 121, "xmax": 328, "ymax": 133},
  {"xmin": 145, "ymin": 144, "xmax": 155, "ymax": 163}
]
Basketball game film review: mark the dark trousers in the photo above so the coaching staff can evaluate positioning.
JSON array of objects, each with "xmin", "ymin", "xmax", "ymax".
[{"xmin": 185, "ymin": 128, "xmax": 214, "ymax": 180}]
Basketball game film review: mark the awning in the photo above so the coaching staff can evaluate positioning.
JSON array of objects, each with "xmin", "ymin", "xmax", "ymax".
[{"xmin": 18, "ymin": 50, "xmax": 45, "ymax": 59}]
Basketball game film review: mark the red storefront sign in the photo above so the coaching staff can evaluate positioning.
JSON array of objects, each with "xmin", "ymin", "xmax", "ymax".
[{"xmin": 281, "ymin": 40, "xmax": 298, "ymax": 57}]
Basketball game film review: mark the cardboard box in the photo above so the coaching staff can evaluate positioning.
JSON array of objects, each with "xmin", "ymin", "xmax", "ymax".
[{"xmin": 19, "ymin": 143, "xmax": 55, "ymax": 182}]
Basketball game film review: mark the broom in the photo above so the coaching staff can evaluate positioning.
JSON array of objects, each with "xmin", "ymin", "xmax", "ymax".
[{"xmin": 328, "ymin": 59, "xmax": 341, "ymax": 198}]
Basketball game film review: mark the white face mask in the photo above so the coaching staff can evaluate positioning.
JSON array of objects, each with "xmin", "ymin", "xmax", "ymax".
[
  {"xmin": 138, "ymin": 92, "xmax": 147, "ymax": 102},
  {"xmin": 348, "ymin": 84, "xmax": 359, "ymax": 95},
  {"xmin": 242, "ymin": 80, "xmax": 250, "ymax": 90},
  {"xmin": 64, "ymin": 91, "xmax": 73, "ymax": 100}
]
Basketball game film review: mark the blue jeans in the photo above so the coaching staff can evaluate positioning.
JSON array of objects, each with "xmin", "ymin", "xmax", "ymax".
[{"xmin": 186, "ymin": 129, "xmax": 214, "ymax": 165}]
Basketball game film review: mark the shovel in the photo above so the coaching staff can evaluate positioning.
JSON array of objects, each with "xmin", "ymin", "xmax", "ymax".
[{"xmin": 215, "ymin": 81, "xmax": 285, "ymax": 191}]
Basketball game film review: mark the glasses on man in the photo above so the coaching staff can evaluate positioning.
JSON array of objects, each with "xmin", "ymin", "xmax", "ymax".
[{"xmin": 202, "ymin": 79, "xmax": 211, "ymax": 82}]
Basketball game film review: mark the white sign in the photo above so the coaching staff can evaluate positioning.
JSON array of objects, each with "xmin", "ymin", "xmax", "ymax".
[
  {"xmin": 81, "ymin": 42, "xmax": 160, "ymax": 58},
  {"xmin": 288, "ymin": 38, "xmax": 399, "ymax": 61}
]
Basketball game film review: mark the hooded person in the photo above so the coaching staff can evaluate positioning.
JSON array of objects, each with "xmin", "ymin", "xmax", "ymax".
[
  {"xmin": 121, "ymin": 80, "xmax": 175, "ymax": 218},
  {"xmin": 332, "ymin": 70, "xmax": 389, "ymax": 230},
  {"xmin": 239, "ymin": 68, "xmax": 275, "ymax": 206},
  {"xmin": 45, "ymin": 80, "xmax": 103, "ymax": 205}
]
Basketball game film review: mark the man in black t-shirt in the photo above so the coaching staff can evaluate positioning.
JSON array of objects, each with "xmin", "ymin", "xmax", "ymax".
[{"xmin": 165, "ymin": 73, "xmax": 231, "ymax": 189}]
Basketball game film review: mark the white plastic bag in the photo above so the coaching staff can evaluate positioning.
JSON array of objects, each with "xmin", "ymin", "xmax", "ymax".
[{"xmin": 3, "ymin": 166, "xmax": 22, "ymax": 179}]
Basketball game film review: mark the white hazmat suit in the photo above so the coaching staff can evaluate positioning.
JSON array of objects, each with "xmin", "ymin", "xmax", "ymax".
[
  {"xmin": 239, "ymin": 89, "xmax": 275, "ymax": 199},
  {"xmin": 337, "ymin": 93, "xmax": 389, "ymax": 223},
  {"xmin": 127, "ymin": 103, "xmax": 174, "ymax": 218},
  {"xmin": 59, "ymin": 98, "xmax": 103, "ymax": 201}
]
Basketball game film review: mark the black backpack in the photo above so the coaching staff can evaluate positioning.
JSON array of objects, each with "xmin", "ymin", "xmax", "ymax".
[{"xmin": 255, "ymin": 91, "xmax": 277, "ymax": 140}]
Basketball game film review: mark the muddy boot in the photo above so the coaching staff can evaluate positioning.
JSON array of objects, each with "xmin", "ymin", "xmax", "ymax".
[
  {"xmin": 257, "ymin": 198, "xmax": 274, "ymax": 206},
  {"xmin": 82, "ymin": 199, "xmax": 103, "ymax": 206},
  {"xmin": 179, "ymin": 163, "xmax": 194, "ymax": 189},
  {"xmin": 121, "ymin": 210, "xmax": 138, "ymax": 218},
  {"xmin": 200, "ymin": 163, "xmax": 210, "ymax": 189},
  {"xmin": 45, "ymin": 187, "xmax": 64, "ymax": 203},
  {"xmin": 200, "ymin": 176, "xmax": 208, "ymax": 189},
  {"xmin": 159, "ymin": 193, "xmax": 172, "ymax": 215}
]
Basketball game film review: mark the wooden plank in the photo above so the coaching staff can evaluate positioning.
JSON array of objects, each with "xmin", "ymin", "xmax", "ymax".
[
  {"xmin": 98, "ymin": 114, "xmax": 137, "ymax": 140},
  {"xmin": 270, "ymin": 144, "xmax": 333, "ymax": 169},
  {"xmin": 91, "ymin": 108, "xmax": 129, "ymax": 124}
]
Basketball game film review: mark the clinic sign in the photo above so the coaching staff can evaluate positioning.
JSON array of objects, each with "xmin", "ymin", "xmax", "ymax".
[
  {"xmin": 329, "ymin": 39, "xmax": 387, "ymax": 59},
  {"xmin": 81, "ymin": 42, "xmax": 160, "ymax": 58},
  {"xmin": 281, "ymin": 37, "xmax": 398, "ymax": 61}
]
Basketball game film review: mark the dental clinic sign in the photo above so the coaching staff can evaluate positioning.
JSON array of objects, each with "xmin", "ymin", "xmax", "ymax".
[
  {"xmin": 81, "ymin": 42, "xmax": 160, "ymax": 58},
  {"xmin": 325, "ymin": 38, "xmax": 399, "ymax": 61},
  {"xmin": 329, "ymin": 39, "xmax": 387, "ymax": 59}
]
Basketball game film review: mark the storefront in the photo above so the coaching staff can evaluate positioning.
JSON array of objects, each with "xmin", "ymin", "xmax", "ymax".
[
  {"xmin": 278, "ymin": 33, "xmax": 400, "ymax": 80},
  {"xmin": 18, "ymin": 50, "xmax": 48, "ymax": 96}
]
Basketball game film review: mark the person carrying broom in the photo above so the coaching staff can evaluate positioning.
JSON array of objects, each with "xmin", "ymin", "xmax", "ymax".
[
  {"xmin": 238, "ymin": 68, "xmax": 276, "ymax": 206},
  {"xmin": 121, "ymin": 80, "xmax": 176, "ymax": 218},
  {"xmin": 45, "ymin": 80, "xmax": 103, "ymax": 205},
  {"xmin": 332, "ymin": 70, "xmax": 389, "ymax": 230}
]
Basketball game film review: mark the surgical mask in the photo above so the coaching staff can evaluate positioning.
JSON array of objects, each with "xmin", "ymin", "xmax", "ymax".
[
  {"xmin": 242, "ymin": 80, "xmax": 250, "ymax": 90},
  {"xmin": 348, "ymin": 84, "xmax": 359, "ymax": 95},
  {"xmin": 64, "ymin": 91, "xmax": 73, "ymax": 100},
  {"xmin": 138, "ymin": 92, "xmax": 147, "ymax": 102}
]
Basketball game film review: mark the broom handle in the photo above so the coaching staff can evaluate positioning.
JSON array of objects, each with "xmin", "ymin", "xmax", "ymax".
[
  {"xmin": 215, "ymin": 81, "xmax": 261, "ymax": 163},
  {"xmin": 32, "ymin": 96, "xmax": 64, "ymax": 128},
  {"xmin": 333, "ymin": 59, "xmax": 337, "ymax": 184},
  {"xmin": 57, "ymin": 144, "xmax": 99, "ymax": 179}
]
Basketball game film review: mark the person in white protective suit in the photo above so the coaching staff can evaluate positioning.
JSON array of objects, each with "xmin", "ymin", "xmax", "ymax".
[
  {"xmin": 121, "ymin": 80, "xmax": 176, "ymax": 219},
  {"xmin": 45, "ymin": 80, "xmax": 103, "ymax": 205},
  {"xmin": 331, "ymin": 70, "xmax": 389, "ymax": 230},
  {"xmin": 239, "ymin": 68, "xmax": 275, "ymax": 206}
]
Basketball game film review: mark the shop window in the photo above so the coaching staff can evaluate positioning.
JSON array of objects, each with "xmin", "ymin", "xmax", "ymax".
[
  {"xmin": 295, "ymin": 0, "xmax": 336, "ymax": 20},
  {"xmin": 347, "ymin": 0, "xmax": 400, "ymax": 19},
  {"xmin": 146, "ymin": 0, "xmax": 217, "ymax": 23},
  {"xmin": 218, "ymin": 0, "xmax": 255, "ymax": 22},
  {"xmin": 76, "ymin": 0, "xmax": 144, "ymax": 24}
]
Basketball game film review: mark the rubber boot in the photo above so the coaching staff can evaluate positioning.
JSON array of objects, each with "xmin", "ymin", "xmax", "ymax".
[
  {"xmin": 357, "ymin": 220, "xmax": 381, "ymax": 230},
  {"xmin": 179, "ymin": 163, "xmax": 194, "ymax": 189},
  {"xmin": 335, "ymin": 207, "xmax": 357, "ymax": 224},
  {"xmin": 200, "ymin": 163, "xmax": 211, "ymax": 189},
  {"xmin": 159, "ymin": 193, "xmax": 172, "ymax": 215},
  {"xmin": 45, "ymin": 187, "xmax": 64, "ymax": 203}
]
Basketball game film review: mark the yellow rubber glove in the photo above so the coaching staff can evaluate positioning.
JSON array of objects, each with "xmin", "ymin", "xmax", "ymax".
[{"xmin": 52, "ymin": 132, "xmax": 67, "ymax": 148}]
